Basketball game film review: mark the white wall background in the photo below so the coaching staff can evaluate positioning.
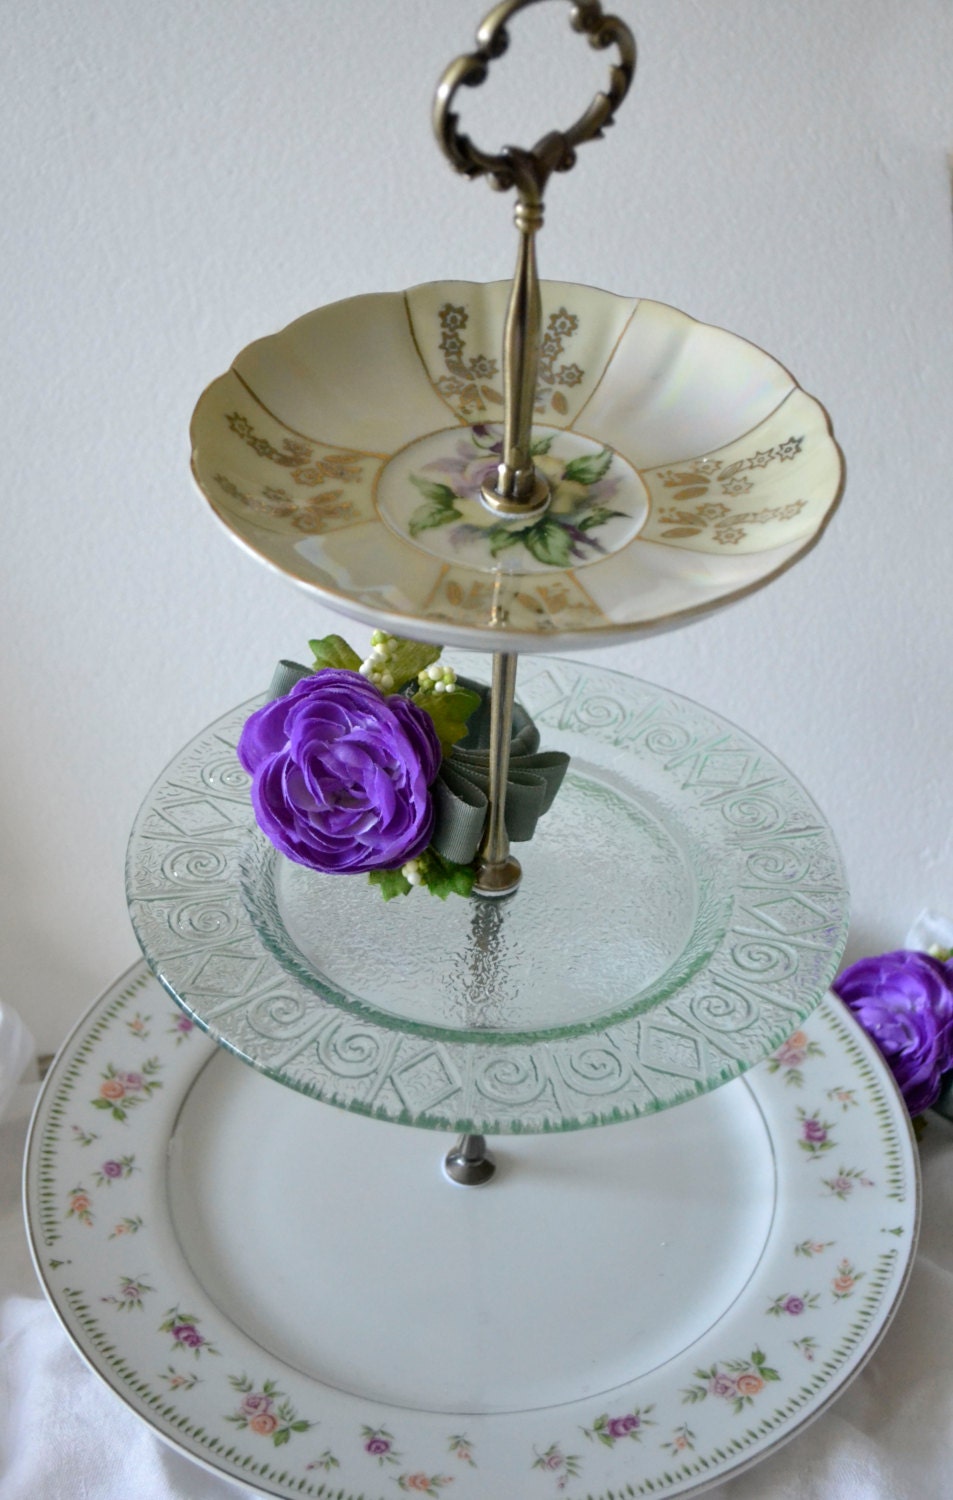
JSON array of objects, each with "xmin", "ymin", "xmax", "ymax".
[{"xmin": 3, "ymin": 0, "xmax": 952, "ymax": 1053}]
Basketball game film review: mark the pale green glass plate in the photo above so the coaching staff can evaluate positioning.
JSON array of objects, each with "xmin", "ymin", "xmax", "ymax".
[
  {"xmin": 126, "ymin": 656, "xmax": 849, "ymax": 1134},
  {"xmin": 190, "ymin": 281, "xmax": 844, "ymax": 652}
]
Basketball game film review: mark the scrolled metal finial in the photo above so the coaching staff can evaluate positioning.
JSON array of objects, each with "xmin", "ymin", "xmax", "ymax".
[
  {"xmin": 433, "ymin": 0, "xmax": 636, "ymax": 199},
  {"xmin": 434, "ymin": 0, "xmax": 636, "ymax": 522}
]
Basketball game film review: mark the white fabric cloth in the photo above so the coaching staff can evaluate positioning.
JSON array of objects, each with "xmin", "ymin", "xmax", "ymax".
[{"xmin": 2, "ymin": 1078, "xmax": 952, "ymax": 1499}]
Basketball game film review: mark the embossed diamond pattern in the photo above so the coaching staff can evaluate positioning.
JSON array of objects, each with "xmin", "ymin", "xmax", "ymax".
[{"xmin": 126, "ymin": 656, "xmax": 849, "ymax": 1133}]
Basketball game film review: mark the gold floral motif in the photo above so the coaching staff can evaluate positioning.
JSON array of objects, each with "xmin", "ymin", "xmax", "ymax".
[
  {"xmin": 214, "ymin": 474, "xmax": 356, "ymax": 535},
  {"xmin": 433, "ymin": 304, "xmax": 585, "ymax": 417},
  {"xmin": 655, "ymin": 435, "xmax": 806, "ymax": 544},
  {"xmin": 514, "ymin": 582, "xmax": 602, "ymax": 623},
  {"xmin": 224, "ymin": 413, "xmax": 364, "ymax": 488},
  {"xmin": 433, "ymin": 575, "xmax": 601, "ymax": 630}
]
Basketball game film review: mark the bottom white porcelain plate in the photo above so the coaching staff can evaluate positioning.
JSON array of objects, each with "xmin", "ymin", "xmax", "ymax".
[{"xmin": 25, "ymin": 962, "xmax": 918, "ymax": 1498}]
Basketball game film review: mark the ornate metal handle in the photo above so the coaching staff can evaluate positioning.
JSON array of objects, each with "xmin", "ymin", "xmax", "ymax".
[
  {"xmin": 434, "ymin": 0, "xmax": 635, "ymax": 524},
  {"xmin": 433, "ymin": 0, "xmax": 636, "ymax": 203}
]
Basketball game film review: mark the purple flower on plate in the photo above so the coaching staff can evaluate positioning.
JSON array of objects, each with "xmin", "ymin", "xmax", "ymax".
[
  {"xmin": 365, "ymin": 1434, "xmax": 395, "ymax": 1458},
  {"xmin": 100, "ymin": 1160, "xmax": 123, "ymax": 1179},
  {"xmin": 605, "ymin": 1414, "xmax": 640, "ymax": 1438},
  {"xmin": 708, "ymin": 1372, "xmax": 738, "ymax": 1399},
  {"xmin": 238, "ymin": 671, "xmax": 441, "ymax": 875},
  {"xmin": 240, "ymin": 1392, "xmax": 274, "ymax": 1418},
  {"xmin": 833, "ymin": 950, "xmax": 953, "ymax": 1115},
  {"xmin": 172, "ymin": 1322, "xmax": 205, "ymax": 1348},
  {"xmin": 783, "ymin": 1295, "xmax": 805, "ymax": 1316},
  {"xmin": 802, "ymin": 1118, "xmax": 827, "ymax": 1144}
]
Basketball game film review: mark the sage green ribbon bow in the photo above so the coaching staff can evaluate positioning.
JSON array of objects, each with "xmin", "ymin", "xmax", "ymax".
[
  {"xmin": 265, "ymin": 661, "xmax": 569, "ymax": 866},
  {"xmin": 429, "ymin": 676, "xmax": 568, "ymax": 864}
]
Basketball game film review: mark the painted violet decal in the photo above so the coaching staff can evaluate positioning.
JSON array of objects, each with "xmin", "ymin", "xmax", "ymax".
[
  {"xmin": 582, "ymin": 1407, "xmax": 654, "ymax": 1446},
  {"xmin": 158, "ymin": 1306, "xmax": 219, "ymax": 1358},
  {"xmin": 408, "ymin": 425, "xmax": 625, "ymax": 569},
  {"xmin": 362, "ymin": 1425, "xmax": 402, "ymax": 1466}
]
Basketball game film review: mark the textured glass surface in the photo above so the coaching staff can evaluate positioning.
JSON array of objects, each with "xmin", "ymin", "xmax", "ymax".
[{"xmin": 126, "ymin": 656, "xmax": 849, "ymax": 1133}]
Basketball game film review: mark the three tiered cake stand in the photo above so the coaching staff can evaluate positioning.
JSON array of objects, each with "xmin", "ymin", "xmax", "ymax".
[{"xmin": 26, "ymin": 5, "xmax": 918, "ymax": 1497}]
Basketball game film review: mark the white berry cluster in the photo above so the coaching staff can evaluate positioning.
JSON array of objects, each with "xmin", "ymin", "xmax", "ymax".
[
  {"xmin": 401, "ymin": 857, "xmax": 425, "ymax": 886},
  {"xmin": 417, "ymin": 663, "xmax": 457, "ymax": 695},
  {"xmin": 358, "ymin": 630, "xmax": 398, "ymax": 692}
]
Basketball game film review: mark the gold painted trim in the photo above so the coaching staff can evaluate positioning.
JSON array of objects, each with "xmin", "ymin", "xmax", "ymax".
[
  {"xmin": 570, "ymin": 296, "xmax": 798, "ymax": 449},
  {"xmin": 637, "ymin": 384, "xmax": 804, "ymax": 479},
  {"xmin": 209, "ymin": 471, "xmax": 374, "ymax": 543},
  {"xmin": 402, "ymin": 293, "xmax": 470, "ymax": 427},
  {"xmin": 228, "ymin": 367, "xmax": 391, "ymax": 462},
  {"xmin": 421, "ymin": 562, "xmax": 452, "ymax": 614},
  {"xmin": 566, "ymin": 299, "xmax": 639, "ymax": 430},
  {"xmin": 563, "ymin": 569, "xmax": 607, "ymax": 617}
]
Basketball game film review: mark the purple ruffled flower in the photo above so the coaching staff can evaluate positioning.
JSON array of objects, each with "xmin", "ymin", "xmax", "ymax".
[
  {"xmin": 833, "ymin": 950, "xmax": 953, "ymax": 1115},
  {"xmin": 238, "ymin": 670, "xmax": 441, "ymax": 875}
]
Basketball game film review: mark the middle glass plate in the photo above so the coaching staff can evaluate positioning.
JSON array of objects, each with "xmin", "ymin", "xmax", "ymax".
[{"xmin": 126, "ymin": 655, "xmax": 848, "ymax": 1134}]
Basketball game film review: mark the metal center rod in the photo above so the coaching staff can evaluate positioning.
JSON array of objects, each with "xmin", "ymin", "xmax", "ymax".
[
  {"xmin": 472, "ymin": 650, "xmax": 522, "ymax": 897},
  {"xmin": 480, "ymin": 200, "xmax": 550, "ymax": 519}
]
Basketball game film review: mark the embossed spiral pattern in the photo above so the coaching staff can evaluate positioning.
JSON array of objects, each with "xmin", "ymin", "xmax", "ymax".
[
  {"xmin": 720, "ymin": 794, "xmax": 785, "ymax": 833},
  {"xmin": 745, "ymin": 847, "xmax": 810, "ymax": 884},
  {"xmin": 170, "ymin": 899, "xmax": 239, "ymax": 942},
  {"xmin": 730, "ymin": 940, "xmax": 799, "ymax": 981},
  {"xmin": 316, "ymin": 1022, "xmax": 388, "ymax": 1079},
  {"xmin": 201, "ymin": 756, "xmax": 251, "ymax": 795},
  {"xmin": 475, "ymin": 1053, "xmax": 547, "ymax": 1105},
  {"xmin": 688, "ymin": 991, "xmax": 758, "ymax": 1033},
  {"xmin": 556, "ymin": 1045, "xmax": 630, "ymax": 1095},
  {"xmin": 162, "ymin": 846, "xmax": 230, "ymax": 884},
  {"xmin": 247, "ymin": 992, "xmax": 316, "ymax": 1041},
  {"xmin": 642, "ymin": 723, "xmax": 693, "ymax": 757},
  {"xmin": 126, "ymin": 656, "xmax": 849, "ymax": 1133}
]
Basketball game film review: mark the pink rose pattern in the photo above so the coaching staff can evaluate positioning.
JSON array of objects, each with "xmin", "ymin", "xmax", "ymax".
[
  {"xmin": 767, "ymin": 1030, "xmax": 824, "ymax": 1088},
  {"xmin": 681, "ymin": 1349, "xmax": 781, "ymax": 1415},
  {"xmin": 396, "ymin": 1474, "xmax": 454, "ymax": 1496},
  {"xmin": 90, "ymin": 1059, "xmax": 162, "ymax": 1122},
  {"xmin": 101, "ymin": 1274, "xmax": 153, "ymax": 1312},
  {"xmin": 531, "ymin": 1443, "xmax": 582, "ymax": 1492},
  {"xmin": 447, "ymin": 1435, "xmax": 476, "ymax": 1467},
  {"xmin": 225, "ymin": 1374, "xmax": 314, "ymax": 1448}
]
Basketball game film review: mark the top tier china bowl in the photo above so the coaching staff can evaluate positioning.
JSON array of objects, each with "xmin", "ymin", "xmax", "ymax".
[{"xmin": 190, "ymin": 278, "xmax": 843, "ymax": 653}]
